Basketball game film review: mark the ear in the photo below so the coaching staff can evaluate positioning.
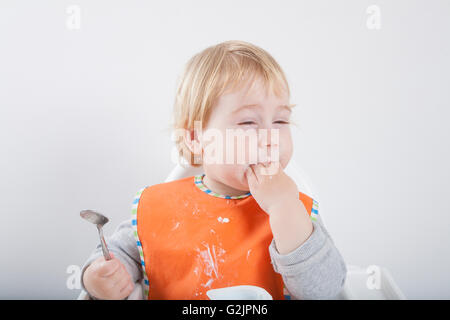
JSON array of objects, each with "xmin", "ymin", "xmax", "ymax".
[{"xmin": 184, "ymin": 128, "xmax": 202, "ymax": 157}]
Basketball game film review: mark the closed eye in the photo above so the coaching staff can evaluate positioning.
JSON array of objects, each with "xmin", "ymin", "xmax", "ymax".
[{"xmin": 238, "ymin": 121, "xmax": 290, "ymax": 125}]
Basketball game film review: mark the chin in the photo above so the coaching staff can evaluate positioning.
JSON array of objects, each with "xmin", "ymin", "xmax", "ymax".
[{"xmin": 224, "ymin": 170, "xmax": 250, "ymax": 192}]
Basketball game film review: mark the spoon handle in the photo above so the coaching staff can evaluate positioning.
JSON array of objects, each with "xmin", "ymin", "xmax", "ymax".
[{"xmin": 97, "ymin": 225, "xmax": 112, "ymax": 260}]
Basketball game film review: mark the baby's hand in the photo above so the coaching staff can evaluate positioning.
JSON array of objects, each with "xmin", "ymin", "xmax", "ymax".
[
  {"xmin": 245, "ymin": 162, "xmax": 299, "ymax": 215},
  {"xmin": 83, "ymin": 252, "xmax": 134, "ymax": 300}
]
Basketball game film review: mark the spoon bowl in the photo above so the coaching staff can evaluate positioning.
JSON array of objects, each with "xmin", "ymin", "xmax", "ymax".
[
  {"xmin": 80, "ymin": 209, "xmax": 109, "ymax": 226},
  {"xmin": 80, "ymin": 209, "xmax": 112, "ymax": 260}
]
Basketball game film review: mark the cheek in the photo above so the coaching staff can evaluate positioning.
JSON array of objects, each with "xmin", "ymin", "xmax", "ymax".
[
  {"xmin": 279, "ymin": 144, "xmax": 293, "ymax": 169},
  {"xmin": 279, "ymin": 133, "xmax": 293, "ymax": 163}
]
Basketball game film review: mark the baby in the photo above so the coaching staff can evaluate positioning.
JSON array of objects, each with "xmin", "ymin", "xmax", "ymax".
[{"xmin": 81, "ymin": 40, "xmax": 347, "ymax": 300}]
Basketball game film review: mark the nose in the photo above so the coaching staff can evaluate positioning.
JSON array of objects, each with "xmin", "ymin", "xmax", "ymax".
[{"xmin": 257, "ymin": 127, "xmax": 279, "ymax": 147}]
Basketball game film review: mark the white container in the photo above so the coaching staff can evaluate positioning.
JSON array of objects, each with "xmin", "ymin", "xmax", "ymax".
[{"xmin": 207, "ymin": 285, "xmax": 273, "ymax": 300}]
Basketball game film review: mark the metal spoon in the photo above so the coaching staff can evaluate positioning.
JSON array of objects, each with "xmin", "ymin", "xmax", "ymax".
[{"xmin": 80, "ymin": 209, "xmax": 112, "ymax": 260}]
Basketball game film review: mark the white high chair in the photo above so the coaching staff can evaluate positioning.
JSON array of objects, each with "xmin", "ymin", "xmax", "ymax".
[{"xmin": 77, "ymin": 160, "xmax": 406, "ymax": 300}]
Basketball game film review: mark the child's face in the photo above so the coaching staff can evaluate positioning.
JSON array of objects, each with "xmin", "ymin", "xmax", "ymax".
[{"xmin": 201, "ymin": 77, "xmax": 293, "ymax": 192}]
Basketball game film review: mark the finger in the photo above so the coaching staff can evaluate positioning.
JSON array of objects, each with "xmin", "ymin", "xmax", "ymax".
[
  {"xmin": 249, "ymin": 164, "xmax": 259, "ymax": 183},
  {"xmin": 113, "ymin": 274, "xmax": 132, "ymax": 293},
  {"xmin": 98, "ymin": 258, "xmax": 121, "ymax": 278},
  {"xmin": 265, "ymin": 161, "xmax": 278, "ymax": 177},
  {"xmin": 113, "ymin": 265, "xmax": 133, "ymax": 288},
  {"xmin": 254, "ymin": 163, "xmax": 266, "ymax": 178},
  {"xmin": 96, "ymin": 252, "xmax": 115, "ymax": 264},
  {"xmin": 119, "ymin": 280, "xmax": 134, "ymax": 297},
  {"xmin": 110, "ymin": 281, "xmax": 133, "ymax": 300},
  {"xmin": 263, "ymin": 160, "xmax": 280, "ymax": 176},
  {"xmin": 245, "ymin": 166, "xmax": 257, "ymax": 187},
  {"xmin": 261, "ymin": 152, "xmax": 273, "ymax": 167},
  {"xmin": 107, "ymin": 264, "xmax": 128, "ymax": 284},
  {"xmin": 108, "ymin": 272, "xmax": 132, "ymax": 298}
]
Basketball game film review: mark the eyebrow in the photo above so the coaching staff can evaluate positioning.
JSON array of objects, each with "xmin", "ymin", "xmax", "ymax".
[{"xmin": 231, "ymin": 103, "xmax": 295, "ymax": 115}]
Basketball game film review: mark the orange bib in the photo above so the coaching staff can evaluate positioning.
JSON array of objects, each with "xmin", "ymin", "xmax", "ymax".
[{"xmin": 131, "ymin": 174, "xmax": 316, "ymax": 300}]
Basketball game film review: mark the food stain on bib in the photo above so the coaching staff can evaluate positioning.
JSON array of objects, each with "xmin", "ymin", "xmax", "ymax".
[
  {"xmin": 195, "ymin": 241, "xmax": 227, "ymax": 289},
  {"xmin": 217, "ymin": 217, "xmax": 230, "ymax": 223},
  {"xmin": 171, "ymin": 221, "xmax": 180, "ymax": 230}
]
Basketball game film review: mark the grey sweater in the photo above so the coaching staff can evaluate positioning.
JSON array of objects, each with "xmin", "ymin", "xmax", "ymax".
[{"xmin": 80, "ymin": 207, "xmax": 347, "ymax": 300}]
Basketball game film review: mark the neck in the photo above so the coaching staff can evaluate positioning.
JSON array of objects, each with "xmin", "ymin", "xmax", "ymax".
[{"xmin": 202, "ymin": 175, "xmax": 249, "ymax": 197}]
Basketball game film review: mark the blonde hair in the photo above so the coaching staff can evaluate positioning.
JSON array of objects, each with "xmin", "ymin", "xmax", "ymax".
[{"xmin": 170, "ymin": 40, "xmax": 295, "ymax": 167}]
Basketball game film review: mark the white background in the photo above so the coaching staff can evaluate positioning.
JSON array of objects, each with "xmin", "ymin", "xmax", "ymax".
[{"xmin": 1, "ymin": 0, "xmax": 449, "ymax": 299}]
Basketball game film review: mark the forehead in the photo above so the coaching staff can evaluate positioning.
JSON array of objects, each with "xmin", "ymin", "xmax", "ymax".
[
  {"xmin": 217, "ymin": 78, "xmax": 290, "ymax": 115},
  {"xmin": 230, "ymin": 103, "xmax": 293, "ymax": 116}
]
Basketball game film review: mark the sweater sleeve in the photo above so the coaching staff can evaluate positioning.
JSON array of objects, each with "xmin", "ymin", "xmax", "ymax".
[
  {"xmin": 79, "ymin": 218, "xmax": 142, "ymax": 299},
  {"xmin": 268, "ymin": 211, "xmax": 347, "ymax": 300}
]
